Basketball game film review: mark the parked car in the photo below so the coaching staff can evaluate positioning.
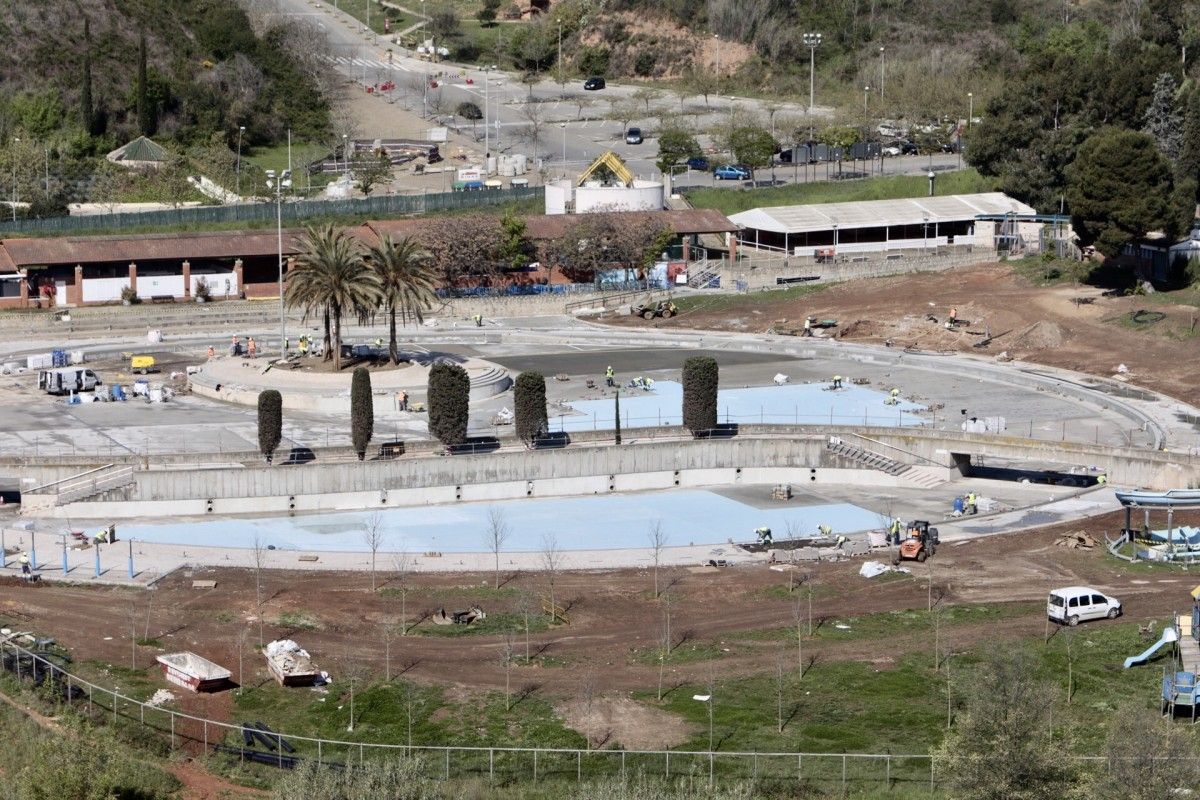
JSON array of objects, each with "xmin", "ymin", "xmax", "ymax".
[
  {"xmin": 881, "ymin": 144, "xmax": 902, "ymax": 157},
  {"xmin": 714, "ymin": 164, "xmax": 751, "ymax": 180},
  {"xmin": 901, "ymin": 141, "xmax": 919, "ymax": 155},
  {"xmin": 625, "ymin": 127, "xmax": 643, "ymax": 145},
  {"xmin": 1047, "ymin": 587, "xmax": 1122, "ymax": 626},
  {"xmin": 583, "ymin": 76, "xmax": 606, "ymax": 91},
  {"xmin": 686, "ymin": 156, "xmax": 710, "ymax": 171}
]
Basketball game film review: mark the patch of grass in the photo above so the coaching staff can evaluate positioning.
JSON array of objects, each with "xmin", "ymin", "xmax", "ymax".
[
  {"xmin": 1011, "ymin": 255, "xmax": 1075, "ymax": 286},
  {"xmin": 629, "ymin": 639, "xmax": 730, "ymax": 666},
  {"xmin": 275, "ymin": 611, "xmax": 323, "ymax": 631},
  {"xmin": 380, "ymin": 584, "xmax": 523, "ymax": 601},
  {"xmin": 133, "ymin": 637, "xmax": 162, "ymax": 648},
  {"xmin": 672, "ymin": 282, "xmax": 829, "ymax": 315},
  {"xmin": 683, "ymin": 168, "xmax": 997, "ymax": 216},
  {"xmin": 732, "ymin": 602, "xmax": 1040, "ymax": 645}
]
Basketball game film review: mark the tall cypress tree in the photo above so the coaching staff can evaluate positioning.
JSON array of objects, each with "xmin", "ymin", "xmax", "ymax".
[
  {"xmin": 513, "ymin": 371, "xmax": 548, "ymax": 447},
  {"xmin": 136, "ymin": 32, "xmax": 153, "ymax": 136},
  {"xmin": 81, "ymin": 19, "xmax": 95, "ymax": 136},
  {"xmin": 351, "ymin": 367, "xmax": 374, "ymax": 460},
  {"xmin": 257, "ymin": 390, "xmax": 283, "ymax": 464}
]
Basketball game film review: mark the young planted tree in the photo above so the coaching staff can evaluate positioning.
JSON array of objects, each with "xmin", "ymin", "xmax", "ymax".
[
  {"xmin": 541, "ymin": 532, "xmax": 562, "ymax": 623},
  {"xmin": 257, "ymin": 389, "xmax": 283, "ymax": 464},
  {"xmin": 729, "ymin": 125, "xmax": 779, "ymax": 182},
  {"xmin": 362, "ymin": 511, "xmax": 384, "ymax": 591},
  {"xmin": 648, "ymin": 519, "xmax": 667, "ymax": 598},
  {"xmin": 681, "ymin": 355, "xmax": 719, "ymax": 436},
  {"xmin": 656, "ymin": 127, "xmax": 702, "ymax": 174},
  {"xmin": 351, "ymin": 367, "xmax": 374, "ymax": 460},
  {"xmin": 427, "ymin": 362, "xmax": 470, "ymax": 447},
  {"xmin": 485, "ymin": 505, "xmax": 510, "ymax": 588},
  {"xmin": 350, "ymin": 152, "xmax": 393, "ymax": 196},
  {"xmin": 513, "ymin": 371, "xmax": 548, "ymax": 447}
]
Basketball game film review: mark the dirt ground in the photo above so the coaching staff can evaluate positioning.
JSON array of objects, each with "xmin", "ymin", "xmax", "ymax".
[
  {"xmin": 3, "ymin": 511, "xmax": 1198, "ymax": 757},
  {"xmin": 609, "ymin": 263, "xmax": 1200, "ymax": 401}
]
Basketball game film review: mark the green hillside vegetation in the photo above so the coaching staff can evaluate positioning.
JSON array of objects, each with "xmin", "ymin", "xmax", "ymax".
[{"xmin": 0, "ymin": 0, "xmax": 330, "ymax": 214}]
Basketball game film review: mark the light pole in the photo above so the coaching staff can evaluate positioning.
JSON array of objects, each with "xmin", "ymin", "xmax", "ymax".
[
  {"xmin": 266, "ymin": 169, "xmax": 292, "ymax": 359},
  {"xmin": 10, "ymin": 137, "xmax": 19, "ymax": 222},
  {"xmin": 923, "ymin": 214, "xmax": 930, "ymax": 251},
  {"xmin": 557, "ymin": 20, "xmax": 564, "ymax": 92},
  {"xmin": 802, "ymin": 33, "xmax": 822, "ymax": 138},
  {"xmin": 967, "ymin": 92, "xmax": 974, "ymax": 128},
  {"xmin": 560, "ymin": 122, "xmax": 567, "ymax": 175},
  {"xmin": 714, "ymin": 33, "xmax": 720, "ymax": 79},
  {"xmin": 863, "ymin": 85, "xmax": 870, "ymax": 114},
  {"xmin": 928, "ymin": 170, "xmax": 936, "ymax": 197},
  {"xmin": 342, "ymin": 134, "xmax": 349, "ymax": 175},
  {"xmin": 879, "ymin": 46, "xmax": 886, "ymax": 104},
  {"xmin": 482, "ymin": 64, "xmax": 496, "ymax": 163},
  {"xmin": 235, "ymin": 126, "xmax": 245, "ymax": 197}
]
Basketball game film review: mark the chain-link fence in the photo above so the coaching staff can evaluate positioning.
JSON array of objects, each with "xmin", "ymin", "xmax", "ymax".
[
  {"xmin": 0, "ymin": 186, "xmax": 543, "ymax": 236},
  {"xmin": 0, "ymin": 639, "xmax": 936, "ymax": 793}
]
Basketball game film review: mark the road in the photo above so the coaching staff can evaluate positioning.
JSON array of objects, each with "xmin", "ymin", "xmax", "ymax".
[{"xmin": 271, "ymin": 0, "xmax": 962, "ymax": 183}]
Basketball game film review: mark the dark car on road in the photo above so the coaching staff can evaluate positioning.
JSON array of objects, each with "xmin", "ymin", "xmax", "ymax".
[
  {"xmin": 624, "ymin": 127, "xmax": 643, "ymax": 144},
  {"xmin": 714, "ymin": 164, "xmax": 751, "ymax": 180},
  {"xmin": 686, "ymin": 156, "xmax": 710, "ymax": 170},
  {"xmin": 583, "ymin": 76, "xmax": 606, "ymax": 91}
]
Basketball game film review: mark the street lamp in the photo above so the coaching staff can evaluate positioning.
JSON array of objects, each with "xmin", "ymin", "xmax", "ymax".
[
  {"xmin": 10, "ymin": 136, "xmax": 19, "ymax": 222},
  {"xmin": 482, "ymin": 64, "xmax": 497, "ymax": 163},
  {"xmin": 693, "ymin": 694, "xmax": 714, "ymax": 751},
  {"xmin": 342, "ymin": 134, "xmax": 349, "ymax": 174},
  {"xmin": 879, "ymin": 46, "xmax": 886, "ymax": 103},
  {"xmin": 922, "ymin": 214, "xmax": 930, "ymax": 251},
  {"xmin": 560, "ymin": 122, "xmax": 567, "ymax": 174},
  {"xmin": 714, "ymin": 33, "xmax": 721, "ymax": 78},
  {"xmin": 863, "ymin": 85, "xmax": 870, "ymax": 114},
  {"xmin": 928, "ymin": 170, "xmax": 936, "ymax": 197},
  {"xmin": 235, "ymin": 126, "xmax": 245, "ymax": 197},
  {"xmin": 802, "ymin": 33, "xmax": 822, "ymax": 138},
  {"xmin": 266, "ymin": 169, "xmax": 292, "ymax": 359}
]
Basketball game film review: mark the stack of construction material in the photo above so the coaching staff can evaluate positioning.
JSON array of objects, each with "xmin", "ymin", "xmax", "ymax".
[
  {"xmin": 1054, "ymin": 531, "xmax": 1097, "ymax": 549},
  {"xmin": 263, "ymin": 639, "xmax": 319, "ymax": 687}
]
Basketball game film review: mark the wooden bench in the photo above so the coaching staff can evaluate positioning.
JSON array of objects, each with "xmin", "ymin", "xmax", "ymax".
[{"xmin": 149, "ymin": 295, "xmax": 175, "ymax": 304}]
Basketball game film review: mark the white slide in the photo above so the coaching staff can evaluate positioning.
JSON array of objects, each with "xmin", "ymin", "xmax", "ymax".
[{"xmin": 1123, "ymin": 626, "xmax": 1179, "ymax": 669}]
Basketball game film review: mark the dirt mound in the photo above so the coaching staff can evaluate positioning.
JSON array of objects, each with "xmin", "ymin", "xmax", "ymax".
[
  {"xmin": 556, "ymin": 696, "xmax": 694, "ymax": 750},
  {"xmin": 1009, "ymin": 320, "xmax": 1064, "ymax": 351}
]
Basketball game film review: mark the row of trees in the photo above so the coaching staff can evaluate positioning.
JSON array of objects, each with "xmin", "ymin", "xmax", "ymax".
[{"xmin": 256, "ymin": 356, "xmax": 720, "ymax": 461}]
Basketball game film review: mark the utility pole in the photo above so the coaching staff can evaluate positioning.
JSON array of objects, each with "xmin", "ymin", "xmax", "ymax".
[
  {"xmin": 557, "ymin": 21, "xmax": 563, "ymax": 92},
  {"xmin": 879, "ymin": 46, "xmax": 886, "ymax": 104},
  {"xmin": 802, "ymin": 33, "xmax": 822, "ymax": 140}
]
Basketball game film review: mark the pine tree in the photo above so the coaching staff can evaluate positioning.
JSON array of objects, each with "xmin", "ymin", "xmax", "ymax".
[
  {"xmin": 1143, "ymin": 72, "xmax": 1182, "ymax": 164},
  {"xmin": 1178, "ymin": 88, "xmax": 1200, "ymax": 202},
  {"xmin": 351, "ymin": 368, "xmax": 374, "ymax": 460},
  {"xmin": 81, "ymin": 20, "xmax": 95, "ymax": 136}
]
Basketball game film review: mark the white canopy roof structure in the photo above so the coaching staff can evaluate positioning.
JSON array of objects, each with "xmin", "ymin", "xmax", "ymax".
[{"xmin": 728, "ymin": 193, "xmax": 1036, "ymax": 235}]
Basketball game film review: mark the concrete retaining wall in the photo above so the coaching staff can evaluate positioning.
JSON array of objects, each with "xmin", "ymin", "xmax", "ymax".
[{"xmin": 723, "ymin": 250, "xmax": 997, "ymax": 290}]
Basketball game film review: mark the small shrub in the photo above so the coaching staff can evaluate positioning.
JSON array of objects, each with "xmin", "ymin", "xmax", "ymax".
[
  {"xmin": 193, "ymin": 277, "xmax": 212, "ymax": 301},
  {"xmin": 120, "ymin": 285, "xmax": 140, "ymax": 304},
  {"xmin": 634, "ymin": 51, "xmax": 656, "ymax": 77}
]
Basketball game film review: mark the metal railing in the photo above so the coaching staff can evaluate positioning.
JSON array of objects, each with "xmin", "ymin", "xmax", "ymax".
[
  {"xmin": 0, "ymin": 186, "xmax": 543, "ymax": 236},
  {"xmin": 0, "ymin": 639, "xmax": 936, "ymax": 792},
  {"xmin": 25, "ymin": 464, "xmax": 136, "ymax": 505}
]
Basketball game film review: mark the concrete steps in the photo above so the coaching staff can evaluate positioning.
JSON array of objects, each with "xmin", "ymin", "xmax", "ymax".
[{"xmin": 898, "ymin": 465, "xmax": 948, "ymax": 489}]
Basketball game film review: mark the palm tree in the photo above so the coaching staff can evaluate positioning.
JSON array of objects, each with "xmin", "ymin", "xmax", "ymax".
[
  {"xmin": 286, "ymin": 224, "xmax": 380, "ymax": 370},
  {"xmin": 365, "ymin": 234, "xmax": 438, "ymax": 365}
]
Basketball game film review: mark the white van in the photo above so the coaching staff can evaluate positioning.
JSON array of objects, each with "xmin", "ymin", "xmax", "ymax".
[
  {"xmin": 1047, "ymin": 586, "xmax": 1122, "ymax": 626},
  {"xmin": 38, "ymin": 367, "xmax": 102, "ymax": 395}
]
